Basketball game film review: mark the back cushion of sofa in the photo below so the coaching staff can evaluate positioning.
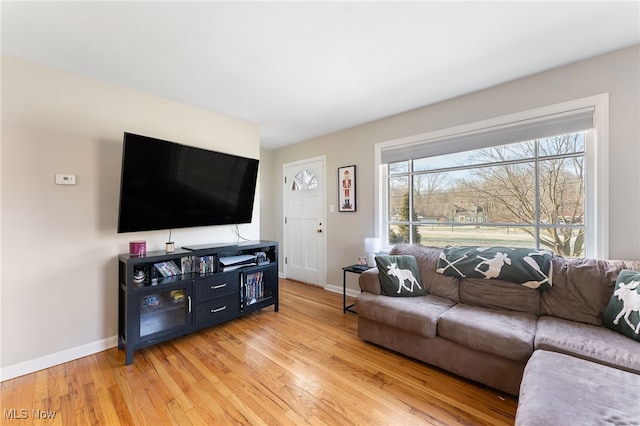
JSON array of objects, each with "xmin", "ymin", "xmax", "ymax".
[
  {"xmin": 390, "ymin": 244, "xmax": 459, "ymax": 302},
  {"xmin": 541, "ymin": 256, "xmax": 640, "ymax": 326},
  {"xmin": 460, "ymin": 278, "xmax": 540, "ymax": 314}
]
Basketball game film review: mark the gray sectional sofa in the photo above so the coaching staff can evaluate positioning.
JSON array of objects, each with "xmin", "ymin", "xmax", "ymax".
[{"xmin": 355, "ymin": 244, "xmax": 640, "ymax": 425}]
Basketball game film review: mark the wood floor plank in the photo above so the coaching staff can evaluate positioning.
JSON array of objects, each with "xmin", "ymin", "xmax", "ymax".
[{"xmin": 1, "ymin": 279, "xmax": 517, "ymax": 425}]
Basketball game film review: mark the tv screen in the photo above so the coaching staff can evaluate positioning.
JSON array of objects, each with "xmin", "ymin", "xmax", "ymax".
[{"xmin": 117, "ymin": 133, "xmax": 259, "ymax": 233}]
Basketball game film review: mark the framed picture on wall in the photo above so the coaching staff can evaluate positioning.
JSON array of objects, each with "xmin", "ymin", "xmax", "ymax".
[{"xmin": 338, "ymin": 165, "xmax": 356, "ymax": 212}]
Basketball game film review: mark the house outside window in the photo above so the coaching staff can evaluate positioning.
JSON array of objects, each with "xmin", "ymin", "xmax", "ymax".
[{"xmin": 376, "ymin": 95, "xmax": 609, "ymax": 259}]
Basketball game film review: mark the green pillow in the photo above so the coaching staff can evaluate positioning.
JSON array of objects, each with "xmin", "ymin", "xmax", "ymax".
[
  {"xmin": 603, "ymin": 269, "xmax": 640, "ymax": 342},
  {"xmin": 375, "ymin": 255, "xmax": 426, "ymax": 297}
]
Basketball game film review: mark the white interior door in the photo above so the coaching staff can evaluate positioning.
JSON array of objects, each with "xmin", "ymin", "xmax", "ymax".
[{"xmin": 283, "ymin": 157, "xmax": 326, "ymax": 286}]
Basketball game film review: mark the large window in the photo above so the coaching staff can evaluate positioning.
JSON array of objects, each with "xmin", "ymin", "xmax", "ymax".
[{"xmin": 376, "ymin": 95, "xmax": 609, "ymax": 258}]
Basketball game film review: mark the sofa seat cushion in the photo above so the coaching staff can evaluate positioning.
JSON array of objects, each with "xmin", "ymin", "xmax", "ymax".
[
  {"xmin": 438, "ymin": 304, "xmax": 537, "ymax": 362},
  {"xmin": 535, "ymin": 315, "xmax": 640, "ymax": 374},
  {"xmin": 355, "ymin": 292, "xmax": 455, "ymax": 338},
  {"xmin": 516, "ymin": 350, "xmax": 640, "ymax": 426}
]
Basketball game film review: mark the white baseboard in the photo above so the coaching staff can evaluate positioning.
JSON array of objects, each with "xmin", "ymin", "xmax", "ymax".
[
  {"xmin": 0, "ymin": 336, "xmax": 118, "ymax": 382},
  {"xmin": 324, "ymin": 284, "xmax": 360, "ymax": 298},
  {"xmin": 279, "ymin": 272, "xmax": 360, "ymax": 298}
]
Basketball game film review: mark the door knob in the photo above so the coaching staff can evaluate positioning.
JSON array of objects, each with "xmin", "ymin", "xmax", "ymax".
[{"xmin": 317, "ymin": 229, "xmax": 322, "ymax": 233}]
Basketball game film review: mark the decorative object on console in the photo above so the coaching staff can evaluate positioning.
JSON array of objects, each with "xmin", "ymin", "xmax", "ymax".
[
  {"xmin": 375, "ymin": 255, "xmax": 426, "ymax": 297},
  {"xmin": 129, "ymin": 240, "xmax": 146, "ymax": 256},
  {"xmin": 603, "ymin": 269, "xmax": 640, "ymax": 341},
  {"xmin": 133, "ymin": 268, "xmax": 146, "ymax": 287},
  {"xmin": 338, "ymin": 165, "xmax": 356, "ymax": 212},
  {"xmin": 364, "ymin": 237, "xmax": 381, "ymax": 267},
  {"xmin": 166, "ymin": 229, "xmax": 175, "ymax": 253}
]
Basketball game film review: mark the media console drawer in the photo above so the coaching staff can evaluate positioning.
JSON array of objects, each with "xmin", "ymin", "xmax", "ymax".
[
  {"xmin": 194, "ymin": 294, "xmax": 239, "ymax": 327},
  {"xmin": 195, "ymin": 272, "xmax": 240, "ymax": 301}
]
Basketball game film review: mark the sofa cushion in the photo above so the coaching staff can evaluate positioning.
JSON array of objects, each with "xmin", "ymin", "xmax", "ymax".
[
  {"xmin": 355, "ymin": 292, "xmax": 455, "ymax": 338},
  {"xmin": 390, "ymin": 244, "xmax": 459, "ymax": 302},
  {"xmin": 436, "ymin": 246, "xmax": 552, "ymax": 289},
  {"xmin": 535, "ymin": 315, "xmax": 640, "ymax": 374},
  {"xmin": 602, "ymin": 269, "xmax": 640, "ymax": 342},
  {"xmin": 438, "ymin": 304, "xmax": 537, "ymax": 362},
  {"xmin": 460, "ymin": 278, "xmax": 540, "ymax": 315},
  {"xmin": 375, "ymin": 255, "xmax": 427, "ymax": 297},
  {"xmin": 541, "ymin": 256, "xmax": 640, "ymax": 326},
  {"xmin": 516, "ymin": 350, "xmax": 640, "ymax": 426}
]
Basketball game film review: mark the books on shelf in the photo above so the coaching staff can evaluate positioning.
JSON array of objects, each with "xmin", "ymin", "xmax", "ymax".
[
  {"xmin": 175, "ymin": 255, "xmax": 216, "ymax": 275},
  {"xmin": 153, "ymin": 261, "xmax": 181, "ymax": 277},
  {"xmin": 245, "ymin": 271, "xmax": 264, "ymax": 306},
  {"xmin": 197, "ymin": 256, "xmax": 216, "ymax": 274},
  {"xmin": 181, "ymin": 256, "xmax": 194, "ymax": 274}
]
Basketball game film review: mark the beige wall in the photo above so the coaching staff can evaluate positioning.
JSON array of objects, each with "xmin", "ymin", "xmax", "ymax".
[
  {"xmin": 271, "ymin": 45, "xmax": 640, "ymax": 293},
  {"xmin": 259, "ymin": 149, "xmax": 277, "ymax": 242},
  {"xmin": 0, "ymin": 55, "xmax": 260, "ymax": 377}
]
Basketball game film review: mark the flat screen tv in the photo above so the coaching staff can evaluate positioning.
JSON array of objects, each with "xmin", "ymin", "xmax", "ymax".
[{"xmin": 117, "ymin": 132, "xmax": 259, "ymax": 233}]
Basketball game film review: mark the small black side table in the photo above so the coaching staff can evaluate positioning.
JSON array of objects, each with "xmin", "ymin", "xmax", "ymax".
[{"xmin": 342, "ymin": 264, "xmax": 371, "ymax": 314}]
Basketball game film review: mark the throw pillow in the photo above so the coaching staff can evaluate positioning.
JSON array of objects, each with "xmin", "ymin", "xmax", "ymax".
[
  {"xmin": 603, "ymin": 269, "xmax": 640, "ymax": 342},
  {"xmin": 435, "ymin": 246, "xmax": 553, "ymax": 290},
  {"xmin": 375, "ymin": 255, "xmax": 427, "ymax": 297}
]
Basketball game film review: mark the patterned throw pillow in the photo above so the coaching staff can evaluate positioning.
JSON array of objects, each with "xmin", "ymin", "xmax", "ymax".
[
  {"xmin": 603, "ymin": 269, "xmax": 640, "ymax": 342},
  {"xmin": 435, "ymin": 246, "xmax": 553, "ymax": 290},
  {"xmin": 375, "ymin": 255, "xmax": 427, "ymax": 297}
]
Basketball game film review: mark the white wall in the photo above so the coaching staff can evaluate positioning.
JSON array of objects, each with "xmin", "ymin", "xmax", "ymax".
[
  {"xmin": 0, "ymin": 55, "xmax": 260, "ymax": 379},
  {"xmin": 272, "ymin": 45, "xmax": 640, "ymax": 293}
]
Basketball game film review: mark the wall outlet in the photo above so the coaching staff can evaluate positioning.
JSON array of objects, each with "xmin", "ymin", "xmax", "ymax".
[{"xmin": 55, "ymin": 174, "xmax": 76, "ymax": 185}]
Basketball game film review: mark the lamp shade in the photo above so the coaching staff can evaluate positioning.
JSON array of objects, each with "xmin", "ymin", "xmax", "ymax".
[
  {"xmin": 364, "ymin": 237, "xmax": 381, "ymax": 267},
  {"xmin": 364, "ymin": 237, "xmax": 381, "ymax": 254}
]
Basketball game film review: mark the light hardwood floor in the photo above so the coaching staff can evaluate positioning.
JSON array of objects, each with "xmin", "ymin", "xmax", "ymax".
[{"xmin": 1, "ymin": 279, "xmax": 517, "ymax": 425}]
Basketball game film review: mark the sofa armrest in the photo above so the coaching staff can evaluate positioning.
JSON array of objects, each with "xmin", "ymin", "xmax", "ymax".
[{"xmin": 359, "ymin": 267, "xmax": 381, "ymax": 295}]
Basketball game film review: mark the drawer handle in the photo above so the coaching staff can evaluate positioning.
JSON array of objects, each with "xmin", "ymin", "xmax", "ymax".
[
  {"xmin": 211, "ymin": 283, "xmax": 227, "ymax": 290},
  {"xmin": 211, "ymin": 306, "xmax": 227, "ymax": 313}
]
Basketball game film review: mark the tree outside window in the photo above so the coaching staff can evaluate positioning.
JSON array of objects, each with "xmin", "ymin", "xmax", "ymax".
[{"xmin": 385, "ymin": 133, "xmax": 585, "ymax": 257}]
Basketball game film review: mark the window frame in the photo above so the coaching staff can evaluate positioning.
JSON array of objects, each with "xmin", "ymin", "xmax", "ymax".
[{"xmin": 374, "ymin": 94, "xmax": 609, "ymax": 258}]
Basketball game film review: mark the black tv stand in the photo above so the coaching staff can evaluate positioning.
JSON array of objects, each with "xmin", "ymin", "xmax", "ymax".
[{"xmin": 118, "ymin": 240, "xmax": 278, "ymax": 365}]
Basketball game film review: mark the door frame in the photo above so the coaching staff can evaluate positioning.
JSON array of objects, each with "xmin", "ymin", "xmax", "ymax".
[{"xmin": 282, "ymin": 155, "xmax": 327, "ymax": 287}]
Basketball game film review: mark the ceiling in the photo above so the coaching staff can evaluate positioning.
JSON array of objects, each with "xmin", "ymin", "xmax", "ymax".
[{"xmin": 2, "ymin": 1, "xmax": 639, "ymax": 149}]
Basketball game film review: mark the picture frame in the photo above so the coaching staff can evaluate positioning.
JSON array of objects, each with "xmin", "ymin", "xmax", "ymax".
[{"xmin": 338, "ymin": 165, "xmax": 356, "ymax": 212}]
